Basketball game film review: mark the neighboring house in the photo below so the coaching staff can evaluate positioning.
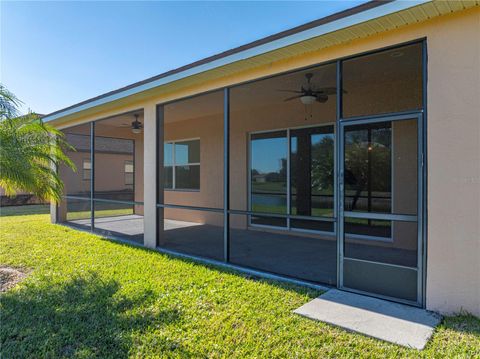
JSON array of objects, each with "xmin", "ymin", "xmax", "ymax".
[
  {"xmin": 42, "ymin": 1, "xmax": 479, "ymax": 317},
  {"xmin": 0, "ymin": 187, "xmax": 47, "ymax": 206}
]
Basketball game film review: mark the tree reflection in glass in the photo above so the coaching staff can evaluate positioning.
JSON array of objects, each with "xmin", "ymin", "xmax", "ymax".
[{"xmin": 250, "ymin": 131, "xmax": 287, "ymax": 227}]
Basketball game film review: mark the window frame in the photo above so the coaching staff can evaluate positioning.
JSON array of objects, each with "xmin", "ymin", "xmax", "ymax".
[{"xmin": 164, "ymin": 138, "xmax": 201, "ymax": 191}]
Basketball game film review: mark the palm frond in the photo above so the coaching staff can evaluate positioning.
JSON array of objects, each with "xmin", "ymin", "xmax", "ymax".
[{"xmin": 0, "ymin": 86, "xmax": 75, "ymax": 202}]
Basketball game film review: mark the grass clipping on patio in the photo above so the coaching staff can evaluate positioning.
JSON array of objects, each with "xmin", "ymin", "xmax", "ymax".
[{"xmin": 0, "ymin": 210, "xmax": 479, "ymax": 358}]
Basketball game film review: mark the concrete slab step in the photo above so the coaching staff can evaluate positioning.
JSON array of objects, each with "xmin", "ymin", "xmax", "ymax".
[{"xmin": 294, "ymin": 289, "xmax": 442, "ymax": 350}]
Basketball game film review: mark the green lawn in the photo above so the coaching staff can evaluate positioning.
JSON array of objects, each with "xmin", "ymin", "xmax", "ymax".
[
  {"xmin": 251, "ymin": 204, "xmax": 334, "ymax": 217},
  {"xmin": 67, "ymin": 208, "xmax": 134, "ymax": 221},
  {"xmin": 0, "ymin": 205, "xmax": 133, "ymax": 220},
  {"xmin": 1, "ymin": 213, "xmax": 479, "ymax": 358},
  {"xmin": 0, "ymin": 204, "xmax": 50, "ymax": 217}
]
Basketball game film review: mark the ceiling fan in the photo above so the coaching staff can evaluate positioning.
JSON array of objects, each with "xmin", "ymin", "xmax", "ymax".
[
  {"xmin": 279, "ymin": 73, "xmax": 339, "ymax": 105},
  {"xmin": 120, "ymin": 114, "xmax": 143, "ymax": 134},
  {"xmin": 131, "ymin": 114, "xmax": 143, "ymax": 134}
]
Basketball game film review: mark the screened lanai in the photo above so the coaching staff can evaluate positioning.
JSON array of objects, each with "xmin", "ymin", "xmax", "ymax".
[
  {"xmin": 58, "ymin": 41, "xmax": 424, "ymax": 305},
  {"xmin": 155, "ymin": 42, "xmax": 423, "ymax": 301},
  {"xmin": 57, "ymin": 111, "xmax": 145, "ymax": 243}
]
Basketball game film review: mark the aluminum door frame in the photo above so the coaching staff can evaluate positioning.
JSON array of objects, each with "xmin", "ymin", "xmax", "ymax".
[{"xmin": 338, "ymin": 112, "xmax": 424, "ymax": 306}]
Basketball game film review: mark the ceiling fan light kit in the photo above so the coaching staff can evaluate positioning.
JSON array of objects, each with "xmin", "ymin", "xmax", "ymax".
[{"xmin": 300, "ymin": 95, "xmax": 317, "ymax": 105}]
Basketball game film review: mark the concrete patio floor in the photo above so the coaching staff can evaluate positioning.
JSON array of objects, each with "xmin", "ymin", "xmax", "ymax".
[
  {"xmin": 69, "ymin": 214, "xmax": 145, "ymax": 244},
  {"xmin": 68, "ymin": 215, "xmax": 417, "ymax": 287}
]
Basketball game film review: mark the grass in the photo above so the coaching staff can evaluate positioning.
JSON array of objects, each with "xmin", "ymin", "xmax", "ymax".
[
  {"xmin": 0, "ymin": 205, "xmax": 133, "ymax": 220},
  {"xmin": 0, "ymin": 204, "xmax": 50, "ymax": 217},
  {"xmin": 251, "ymin": 204, "xmax": 334, "ymax": 217},
  {"xmin": 67, "ymin": 208, "xmax": 134, "ymax": 221},
  {"xmin": 1, "ymin": 211, "xmax": 479, "ymax": 358}
]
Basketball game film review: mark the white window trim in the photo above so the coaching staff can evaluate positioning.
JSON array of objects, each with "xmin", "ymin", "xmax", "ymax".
[{"xmin": 164, "ymin": 138, "xmax": 200, "ymax": 191}]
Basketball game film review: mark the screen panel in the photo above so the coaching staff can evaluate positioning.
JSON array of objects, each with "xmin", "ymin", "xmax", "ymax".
[
  {"xmin": 58, "ymin": 123, "xmax": 92, "ymax": 228},
  {"xmin": 230, "ymin": 213, "xmax": 337, "ymax": 285},
  {"xmin": 343, "ymin": 258, "xmax": 417, "ymax": 302},
  {"xmin": 344, "ymin": 219, "xmax": 418, "ymax": 268},
  {"xmin": 342, "ymin": 43, "xmax": 423, "ymax": 118},
  {"xmin": 343, "ymin": 119, "xmax": 418, "ymax": 215},
  {"xmin": 250, "ymin": 131, "xmax": 288, "ymax": 227},
  {"xmin": 230, "ymin": 62, "xmax": 337, "ymax": 213},
  {"xmin": 290, "ymin": 125, "xmax": 335, "ymax": 232},
  {"xmin": 93, "ymin": 202, "xmax": 143, "ymax": 244},
  {"xmin": 158, "ymin": 207, "xmax": 224, "ymax": 261},
  {"xmin": 161, "ymin": 90, "xmax": 223, "ymax": 207}
]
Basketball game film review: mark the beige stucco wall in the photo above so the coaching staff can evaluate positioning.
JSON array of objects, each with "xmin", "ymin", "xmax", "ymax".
[
  {"xmin": 52, "ymin": 7, "xmax": 480, "ymax": 316},
  {"xmin": 423, "ymin": 9, "xmax": 480, "ymax": 316}
]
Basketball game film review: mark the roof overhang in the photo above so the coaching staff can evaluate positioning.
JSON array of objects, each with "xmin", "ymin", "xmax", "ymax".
[{"xmin": 42, "ymin": 0, "xmax": 477, "ymax": 124}]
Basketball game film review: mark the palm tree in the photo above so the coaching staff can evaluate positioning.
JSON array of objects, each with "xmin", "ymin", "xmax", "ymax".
[{"xmin": 0, "ymin": 84, "xmax": 75, "ymax": 202}]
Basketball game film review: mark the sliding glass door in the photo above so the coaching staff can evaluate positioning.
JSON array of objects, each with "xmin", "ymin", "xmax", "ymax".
[
  {"xmin": 339, "ymin": 114, "xmax": 423, "ymax": 305},
  {"xmin": 290, "ymin": 126, "xmax": 335, "ymax": 232},
  {"xmin": 241, "ymin": 125, "xmax": 336, "ymax": 284},
  {"xmin": 249, "ymin": 125, "xmax": 335, "ymax": 234}
]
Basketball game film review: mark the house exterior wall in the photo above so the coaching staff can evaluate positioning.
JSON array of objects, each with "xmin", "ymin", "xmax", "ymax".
[
  {"xmin": 423, "ymin": 9, "xmax": 479, "ymax": 316},
  {"xmin": 52, "ymin": 7, "xmax": 480, "ymax": 316}
]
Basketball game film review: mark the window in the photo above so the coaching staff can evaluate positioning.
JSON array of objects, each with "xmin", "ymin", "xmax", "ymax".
[
  {"xmin": 164, "ymin": 139, "xmax": 200, "ymax": 190},
  {"xmin": 82, "ymin": 159, "xmax": 91, "ymax": 181},
  {"xmin": 125, "ymin": 160, "xmax": 134, "ymax": 186}
]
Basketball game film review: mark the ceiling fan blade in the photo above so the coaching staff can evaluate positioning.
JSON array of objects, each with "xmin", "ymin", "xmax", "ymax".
[
  {"xmin": 313, "ymin": 87, "xmax": 337, "ymax": 95},
  {"xmin": 316, "ymin": 95, "xmax": 329, "ymax": 103},
  {"xmin": 277, "ymin": 89, "xmax": 303, "ymax": 93},
  {"xmin": 313, "ymin": 87, "xmax": 349, "ymax": 95},
  {"xmin": 284, "ymin": 95, "xmax": 303, "ymax": 102}
]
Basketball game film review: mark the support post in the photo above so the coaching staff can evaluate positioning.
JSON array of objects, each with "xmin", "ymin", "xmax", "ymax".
[
  {"xmin": 143, "ymin": 103, "xmax": 157, "ymax": 248},
  {"xmin": 90, "ymin": 121, "xmax": 95, "ymax": 231},
  {"xmin": 223, "ymin": 88, "xmax": 230, "ymax": 262},
  {"xmin": 157, "ymin": 105, "xmax": 165, "ymax": 247},
  {"xmin": 336, "ymin": 59, "xmax": 342, "ymax": 288}
]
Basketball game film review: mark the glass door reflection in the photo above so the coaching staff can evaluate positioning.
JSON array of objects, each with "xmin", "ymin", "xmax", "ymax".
[
  {"xmin": 290, "ymin": 126, "xmax": 334, "ymax": 232},
  {"xmin": 250, "ymin": 131, "xmax": 288, "ymax": 227}
]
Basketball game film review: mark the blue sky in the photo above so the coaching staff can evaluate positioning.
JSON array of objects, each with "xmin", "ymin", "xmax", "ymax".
[{"xmin": 1, "ymin": 1, "xmax": 366, "ymax": 115}]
